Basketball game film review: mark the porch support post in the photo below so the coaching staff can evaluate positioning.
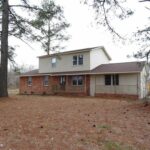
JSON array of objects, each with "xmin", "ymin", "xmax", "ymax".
[{"xmin": 66, "ymin": 75, "xmax": 68, "ymax": 92}]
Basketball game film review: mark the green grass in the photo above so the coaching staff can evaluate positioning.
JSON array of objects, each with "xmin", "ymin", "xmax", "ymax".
[
  {"xmin": 104, "ymin": 141, "xmax": 133, "ymax": 150},
  {"xmin": 97, "ymin": 124, "xmax": 111, "ymax": 130}
]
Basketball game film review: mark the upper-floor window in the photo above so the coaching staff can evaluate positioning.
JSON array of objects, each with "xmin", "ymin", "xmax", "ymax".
[
  {"xmin": 73, "ymin": 55, "xmax": 83, "ymax": 66},
  {"xmin": 105, "ymin": 74, "xmax": 119, "ymax": 86},
  {"xmin": 27, "ymin": 76, "xmax": 32, "ymax": 86},
  {"xmin": 43, "ymin": 75, "xmax": 49, "ymax": 86},
  {"xmin": 51, "ymin": 57, "xmax": 56, "ymax": 67},
  {"xmin": 78, "ymin": 55, "xmax": 83, "ymax": 65},
  {"xmin": 73, "ymin": 56, "xmax": 78, "ymax": 65}
]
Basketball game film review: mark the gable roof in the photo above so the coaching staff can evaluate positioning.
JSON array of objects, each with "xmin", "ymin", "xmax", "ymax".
[
  {"xmin": 38, "ymin": 46, "xmax": 111, "ymax": 60},
  {"xmin": 91, "ymin": 61, "xmax": 146, "ymax": 74}
]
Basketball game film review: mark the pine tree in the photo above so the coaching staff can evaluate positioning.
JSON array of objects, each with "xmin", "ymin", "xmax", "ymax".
[
  {"xmin": 0, "ymin": 0, "xmax": 69, "ymax": 97},
  {"xmin": 31, "ymin": 0, "xmax": 69, "ymax": 55}
]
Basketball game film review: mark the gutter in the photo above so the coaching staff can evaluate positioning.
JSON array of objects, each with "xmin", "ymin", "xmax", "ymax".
[{"xmin": 20, "ymin": 71, "xmax": 141, "ymax": 77}]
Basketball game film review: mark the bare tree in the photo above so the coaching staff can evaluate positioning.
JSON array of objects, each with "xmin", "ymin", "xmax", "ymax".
[{"xmin": 83, "ymin": 0, "xmax": 133, "ymax": 39}]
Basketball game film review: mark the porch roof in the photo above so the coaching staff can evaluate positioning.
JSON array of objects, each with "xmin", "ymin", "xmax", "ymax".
[{"xmin": 91, "ymin": 61, "xmax": 146, "ymax": 74}]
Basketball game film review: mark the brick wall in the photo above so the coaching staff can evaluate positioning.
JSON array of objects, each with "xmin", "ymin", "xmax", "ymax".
[
  {"xmin": 51, "ymin": 75, "xmax": 90, "ymax": 96},
  {"xmin": 20, "ymin": 75, "xmax": 90, "ymax": 96},
  {"xmin": 20, "ymin": 76, "xmax": 52, "ymax": 95}
]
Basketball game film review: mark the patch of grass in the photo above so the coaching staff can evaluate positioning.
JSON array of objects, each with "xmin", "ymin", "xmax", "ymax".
[
  {"xmin": 105, "ymin": 141, "xmax": 121, "ymax": 150},
  {"xmin": 97, "ymin": 124, "xmax": 111, "ymax": 130},
  {"xmin": 104, "ymin": 141, "xmax": 133, "ymax": 150}
]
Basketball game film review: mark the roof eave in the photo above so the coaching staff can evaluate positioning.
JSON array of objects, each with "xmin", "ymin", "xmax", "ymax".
[
  {"xmin": 20, "ymin": 70, "xmax": 141, "ymax": 77},
  {"xmin": 48, "ymin": 71, "xmax": 141, "ymax": 76},
  {"xmin": 20, "ymin": 73, "xmax": 51, "ymax": 77}
]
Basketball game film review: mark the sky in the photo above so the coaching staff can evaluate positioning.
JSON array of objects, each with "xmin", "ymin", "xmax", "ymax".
[{"xmin": 9, "ymin": 0, "xmax": 150, "ymax": 68}]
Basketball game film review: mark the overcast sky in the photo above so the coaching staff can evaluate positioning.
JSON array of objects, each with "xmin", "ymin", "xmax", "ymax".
[{"xmin": 9, "ymin": 0, "xmax": 150, "ymax": 68}]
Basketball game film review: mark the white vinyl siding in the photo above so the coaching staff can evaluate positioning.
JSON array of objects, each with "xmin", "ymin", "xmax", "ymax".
[
  {"xmin": 90, "ymin": 48, "xmax": 110, "ymax": 70},
  {"xmin": 90, "ymin": 73, "xmax": 139, "ymax": 96},
  {"xmin": 39, "ymin": 51, "xmax": 90, "ymax": 73}
]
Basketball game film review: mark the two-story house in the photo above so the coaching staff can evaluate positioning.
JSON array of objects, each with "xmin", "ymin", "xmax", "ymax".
[{"xmin": 19, "ymin": 46, "xmax": 148, "ymax": 99}]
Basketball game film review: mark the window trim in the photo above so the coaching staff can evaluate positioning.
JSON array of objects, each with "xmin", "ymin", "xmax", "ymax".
[
  {"xmin": 73, "ymin": 55, "xmax": 78, "ymax": 66},
  {"xmin": 60, "ymin": 76, "xmax": 66, "ymax": 85},
  {"xmin": 104, "ymin": 74, "xmax": 119, "ymax": 86},
  {"xmin": 51, "ymin": 57, "xmax": 57, "ymax": 68},
  {"xmin": 105, "ymin": 75, "xmax": 111, "ymax": 86},
  {"xmin": 72, "ymin": 55, "xmax": 84, "ymax": 66},
  {"xmin": 72, "ymin": 76, "xmax": 84, "ymax": 86},
  {"xmin": 27, "ymin": 76, "xmax": 32, "ymax": 86},
  {"xmin": 112, "ymin": 74, "xmax": 119, "ymax": 85},
  {"xmin": 43, "ymin": 75, "xmax": 49, "ymax": 86},
  {"xmin": 78, "ymin": 55, "xmax": 83, "ymax": 65}
]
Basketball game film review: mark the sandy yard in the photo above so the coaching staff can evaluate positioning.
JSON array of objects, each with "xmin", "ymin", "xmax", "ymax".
[{"xmin": 0, "ymin": 95, "xmax": 150, "ymax": 150}]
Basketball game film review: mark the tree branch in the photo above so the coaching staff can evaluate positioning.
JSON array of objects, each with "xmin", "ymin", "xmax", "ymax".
[
  {"xmin": 139, "ymin": 0, "xmax": 150, "ymax": 2},
  {"xmin": 10, "ymin": 33, "xmax": 35, "ymax": 50},
  {"xmin": 9, "ymin": 5, "xmax": 42, "ymax": 11},
  {"xmin": 102, "ymin": 4, "xmax": 125, "ymax": 39}
]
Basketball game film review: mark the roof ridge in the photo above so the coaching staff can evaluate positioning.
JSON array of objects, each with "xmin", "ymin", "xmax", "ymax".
[{"xmin": 38, "ymin": 46, "xmax": 104, "ymax": 58}]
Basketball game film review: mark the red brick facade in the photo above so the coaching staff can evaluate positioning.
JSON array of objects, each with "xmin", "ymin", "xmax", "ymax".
[
  {"xmin": 20, "ymin": 76, "xmax": 52, "ymax": 95},
  {"xmin": 20, "ymin": 75, "xmax": 90, "ymax": 96}
]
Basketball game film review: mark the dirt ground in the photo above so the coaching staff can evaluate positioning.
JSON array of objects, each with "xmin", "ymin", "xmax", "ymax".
[{"xmin": 0, "ymin": 95, "xmax": 150, "ymax": 150}]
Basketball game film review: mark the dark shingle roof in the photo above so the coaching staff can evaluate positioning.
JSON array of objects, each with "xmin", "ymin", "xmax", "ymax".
[
  {"xmin": 91, "ymin": 61, "xmax": 145, "ymax": 74},
  {"xmin": 21, "ymin": 69, "xmax": 39, "ymax": 76}
]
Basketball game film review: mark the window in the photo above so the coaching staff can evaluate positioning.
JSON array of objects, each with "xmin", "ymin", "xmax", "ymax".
[
  {"xmin": 105, "ymin": 75, "xmax": 111, "ymax": 85},
  {"xmin": 104, "ymin": 74, "xmax": 119, "ymax": 86},
  {"xmin": 72, "ymin": 76, "xmax": 83, "ymax": 86},
  {"xmin": 113, "ymin": 74, "xmax": 119, "ymax": 85},
  {"xmin": 78, "ymin": 55, "xmax": 83, "ymax": 65},
  {"xmin": 60, "ymin": 76, "xmax": 66, "ymax": 85},
  {"xmin": 43, "ymin": 76, "xmax": 49, "ymax": 86},
  {"xmin": 78, "ymin": 76, "xmax": 83, "ymax": 85},
  {"xmin": 72, "ymin": 76, "xmax": 78, "ymax": 85},
  {"xmin": 51, "ymin": 57, "xmax": 56, "ymax": 67},
  {"xmin": 73, "ymin": 55, "xmax": 84, "ymax": 66},
  {"xmin": 27, "ymin": 76, "xmax": 32, "ymax": 86},
  {"xmin": 73, "ymin": 56, "xmax": 77, "ymax": 65}
]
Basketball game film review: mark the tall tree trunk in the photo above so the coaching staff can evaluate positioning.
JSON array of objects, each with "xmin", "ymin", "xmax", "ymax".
[
  {"xmin": 47, "ymin": 20, "xmax": 50, "ymax": 55},
  {"xmin": 0, "ymin": 0, "xmax": 9, "ymax": 97}
]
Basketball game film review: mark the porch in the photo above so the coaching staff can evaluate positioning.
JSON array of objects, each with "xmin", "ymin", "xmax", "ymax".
[{"xmin": 51, "ymin": 75, "xmax": 90, "ymax": 96}]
